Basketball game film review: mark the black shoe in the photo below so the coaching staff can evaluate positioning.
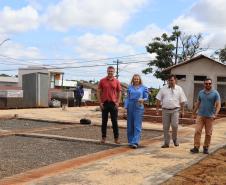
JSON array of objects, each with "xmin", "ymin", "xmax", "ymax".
[
  {"xmin": 173, "ymin": 140, "xmax": 179, "ymax": 147},
  {"xmin": 161, "ymin": 144, "xmax": 169, "ymax": 148},
  {"xmin": 190, "ymin": 147, "xmax": 199, "ymax": 153},
  {"xmin": 203, "ymin": 147, "xmax": 209, "ymax": 154},
  {"xmin": 131, "ymin": 144, "xmax": 138, "ymax": 149}
]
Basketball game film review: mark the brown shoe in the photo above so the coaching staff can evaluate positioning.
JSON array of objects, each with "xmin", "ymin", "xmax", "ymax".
[
  {"xmin": 100, "ymin": 138, "xmax": 106, "ymax": 144},
  {"xmin": 161, "ymin": 144, "xmax": 169, "ymax": 148},
  {"xmin": 114, "ymin": 138, "xmax": 120, "ymax": 144}
]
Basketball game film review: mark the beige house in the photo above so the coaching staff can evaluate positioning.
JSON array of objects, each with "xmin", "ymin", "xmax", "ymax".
[
  {"xmin": 163, "ymin": 55, "xmax": 226, "ymax": 110},
  {"xmin": 18, "ymin": 66, "xmax": 64, "ymax": 88}
]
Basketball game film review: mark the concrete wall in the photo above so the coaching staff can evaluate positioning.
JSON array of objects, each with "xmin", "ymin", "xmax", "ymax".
[
  {"xmin": 171, "ymin": 58, "xmax": 226, "ymax": 110},
  {"xmin": 18, "ymin": 68, "xmax": 48, "ymax": 87},
  {"xmin": 217, "ymin": 84, "xmax": 226, "ymax": 105},
  {"xmin": 18, "ymin": 68, "xmax": 63, "ymax": 88},
  {"xmin": 0, "ymin": 82, "xmax": 18, "ymax": 86}
]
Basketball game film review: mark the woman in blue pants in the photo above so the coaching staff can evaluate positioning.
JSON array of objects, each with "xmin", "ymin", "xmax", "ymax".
[{"xmin": 124, "ymin": 74, "xmax": 148, "ymax": 149}]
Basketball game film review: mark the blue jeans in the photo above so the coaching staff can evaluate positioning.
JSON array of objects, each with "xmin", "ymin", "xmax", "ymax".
[{"xmin": 127, "ymin": 100, "xmax": 144, "ymax": 145}]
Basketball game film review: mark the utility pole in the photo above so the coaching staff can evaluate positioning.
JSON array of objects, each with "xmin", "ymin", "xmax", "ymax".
[
  {"xmin": 0, "ymin": 38, "xmax": 10, "ymax": 47},
  {"xmin": 175, "ymin": 35, "xmax": 179, "ymax": 65},
  {"xmin": 173, "ymin": 26, "xmax": 180, "ymax": 65},
  {"xmin": 111, "ymin": 59, "xmax": 121, "ymax": 79},
  {"xmin": 116, "ymin": 59, "xmax": 119, "ymax": 79}
]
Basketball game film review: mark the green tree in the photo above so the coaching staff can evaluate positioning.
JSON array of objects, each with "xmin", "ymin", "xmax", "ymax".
[
  {"xmin": 0, "ymin": 73, "xmax": 10, "ymax": 77},
  {"xmin": 143, "ymin": 32, "xmax": 176, "ymax": 81},
  {"xmin": 143, "ymin": 26, "xmax": 203, "ymax": 81},
  {"xmin": 216, "ymin": 46, "xmax": 226, "ymax": 63},
  {"xmin": 179, "ymin": 33, "xmax": 203, "ymax": 62},
  {"xmin": 148, "ymin": 88, "xmax": 159, "ymax": 106}
]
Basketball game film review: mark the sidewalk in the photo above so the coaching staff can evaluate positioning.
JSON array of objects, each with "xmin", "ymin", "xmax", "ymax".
[{"xmin": 0, "ymin": 107, "xmax": 225, "ymax": 185}]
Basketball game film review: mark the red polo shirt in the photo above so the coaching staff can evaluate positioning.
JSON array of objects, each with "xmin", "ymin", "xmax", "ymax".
[{"xmin": 98, "ymin": 77, "xmax": 122, "ymax": 103}]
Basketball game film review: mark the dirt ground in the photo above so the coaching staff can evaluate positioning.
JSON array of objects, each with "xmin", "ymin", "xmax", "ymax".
[
  {"xmin": 118, "ymin": 107, "xmax": 226, "ymax": 126},
  {"xmin": 163, "ymin": 146, "xmax": 226, "ymax": 185}
]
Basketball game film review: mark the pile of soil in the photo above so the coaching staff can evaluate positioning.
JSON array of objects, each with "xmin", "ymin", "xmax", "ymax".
[{"xmin": 163, "ymin": 146, "xmax": 226, "ymax": 185}]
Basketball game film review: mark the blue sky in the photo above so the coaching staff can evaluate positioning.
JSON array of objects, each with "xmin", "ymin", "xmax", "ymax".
[{"xmin": 0, "ymin": 0, "xmax": 226, "ymax": 87}]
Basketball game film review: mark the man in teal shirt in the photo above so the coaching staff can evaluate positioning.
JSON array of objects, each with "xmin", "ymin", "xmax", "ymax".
[{"xmin": 191, "ymin": 78, "xmax": 221, "ymax": 154}]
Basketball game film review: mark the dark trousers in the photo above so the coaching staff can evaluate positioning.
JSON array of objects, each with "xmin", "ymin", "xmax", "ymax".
[
  {"xmin": 75, "ymin": 97, "xmax": 82, "ymax": 107},
  {"xmin": 101, "ymin": 101, "xmax": 119, "ymax": 139}
]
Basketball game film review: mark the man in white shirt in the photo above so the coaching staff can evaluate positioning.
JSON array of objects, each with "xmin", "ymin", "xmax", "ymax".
[{"xmin": 156, "ymin": 75, "xmax": 187, "ymax": 148}]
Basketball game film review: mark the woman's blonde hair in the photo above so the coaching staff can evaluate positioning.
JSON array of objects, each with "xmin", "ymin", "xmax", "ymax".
[{"xmin": 130, "ymin": 74, "xmax": 143, "ymax": 85}]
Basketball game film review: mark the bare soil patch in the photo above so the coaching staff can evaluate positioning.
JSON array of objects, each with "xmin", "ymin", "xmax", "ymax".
[{"xmin": 163, "ymin": 146, "xmax": 226, "ymax": 185}]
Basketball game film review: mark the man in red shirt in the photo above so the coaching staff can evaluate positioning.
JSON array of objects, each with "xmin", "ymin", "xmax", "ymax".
[{"xmin": 97, "ymin": 66, "xmax": 122, "ymax": 144}]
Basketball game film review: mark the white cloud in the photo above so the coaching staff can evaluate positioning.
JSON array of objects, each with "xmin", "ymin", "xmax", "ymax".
[
  {"xmin": 65, "ymin": 33, "xmax": 135, "ymax": 59},
  {"xmin": 170, "ymin": 0, "xmax": 226, "ymax": 49},
  {"xmin": 171, "ymin": 16, "xmax": 206, "ymax": 34},
  {"xmin": 125, "ymin": 24, "xmax": 166, "ymax": 47},
  {"xmin": 0, "ymin": 42, "xmax": 42, "ymax": 67},
  {"xmin": 26, "ymin": 0, "xmax": 43, "ymax": 11},
  {"xmin": 43, "ymin": 0, "xmax": 147, "ymax": 31},
  {"xmin": 171, "ymin": 0, "xmax": 226, "ymax": 31},
  {"xmin": 0, "ymin": 6, "xmax": 39, "ymax": 34},
  {"xmin": 201, "ymin": 31, "xmax": 226, "ymax": 49},
  {"xmin": 191, "ymin": 0, "xmax": 226, "ymax": 29}
]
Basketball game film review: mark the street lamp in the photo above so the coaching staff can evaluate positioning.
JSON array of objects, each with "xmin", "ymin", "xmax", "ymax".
[{"xmin": 0, "ymin": 38, "xmax": 10, "ymax": 46}]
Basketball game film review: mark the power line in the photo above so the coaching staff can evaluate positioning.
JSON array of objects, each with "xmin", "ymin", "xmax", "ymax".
[
  {"xmin": 0, "ymin": 47, "xmax": 221, "ymax": 67},
  {"xmin": 0, "ymin": 52, "xmax": 151, "ymax": 72},
  {"xmin": 0, "ymin": 52, "xmax": 148, "ymax": 63},
  {"xmin": 0, "ymin": 38, "xmax": 10, "ymax": 46},
  {"xmin": 0, "ymin": 59, "xmax": 151, "ymax": 71},
  {"xmin": 0, "ymin": 53, "xmax": 150, "ymax": 70}
]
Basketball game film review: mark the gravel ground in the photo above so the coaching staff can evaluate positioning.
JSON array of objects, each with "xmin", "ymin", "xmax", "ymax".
[
  {"xmin": 0, "ymin": 119, "xmax": 65, "ymax": 131},
  {"xmin": 36, "ymin": 125, "xmax": 163, "ymax": 143},
  {"xmin": 0, "ymin": 136, "xmax": 116, "ymax": 179}
]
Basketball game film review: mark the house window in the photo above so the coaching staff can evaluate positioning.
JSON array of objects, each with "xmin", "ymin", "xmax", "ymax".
[
  {"xmin": 194, "ymin": 76, "xmax": 207, "ymax": 81},
  {"xmin": 217, "ymin": 76, "xmax": 226, "ymax": 82},
  {"xmin": 176, "ymin": 75, "xmax": 186, "ymax": 80},
  {"xmin": 50, "ymin": 73, "xmax": 55, "ymax": 88}
]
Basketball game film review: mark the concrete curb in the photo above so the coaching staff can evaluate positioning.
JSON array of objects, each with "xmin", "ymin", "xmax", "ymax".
[
  {"xmin": 15, "ymin": 133, "xmax": 126, "ymax": 147},
  {"xmin": 16, "ymin": 116, "xmax": 166, "ymax": 132},
  {"xmin": 17, "ymin": 117, "xmax": 80, "ymax": 125},
  {"xmin": 0, "ymin": 114, "xmax": 17, "ymax": 120},
  {"xmin": 0, "ymin": 124, "xmax": 76, "ymax": 138}
]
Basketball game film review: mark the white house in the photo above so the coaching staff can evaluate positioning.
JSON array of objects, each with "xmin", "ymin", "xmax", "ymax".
[{"xmin": 163, "ymin": 55, "xmax": 226, "ymax": 110}]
